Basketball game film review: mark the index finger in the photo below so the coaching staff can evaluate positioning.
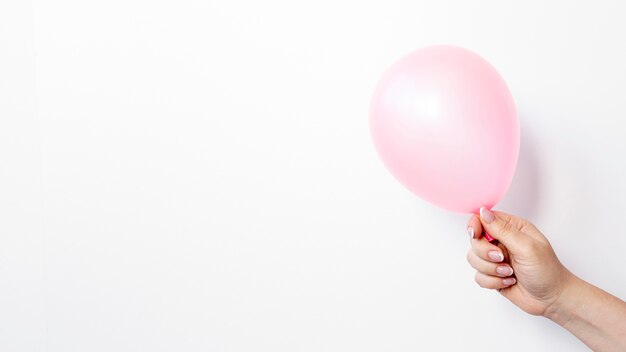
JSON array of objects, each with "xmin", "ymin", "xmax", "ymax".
[{"xmin": 467, "ymin": 214, "xmax": 483, "ymax": 240}]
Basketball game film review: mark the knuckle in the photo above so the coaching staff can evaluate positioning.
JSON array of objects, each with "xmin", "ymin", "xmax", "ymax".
[
  {"xmin": 537, "ymin": 237, "xmax": 551, "ymax": 249},
  {"xmin": 529, "ymin": 238, "xmax": 548, "ymax": 253},
  {"xmin": 519, "ymin": 220, "xmax": 536, "ymax": 233},
  {"xmin": 499, "ymin": 217, "xmax": 515, "ymax": 235}
]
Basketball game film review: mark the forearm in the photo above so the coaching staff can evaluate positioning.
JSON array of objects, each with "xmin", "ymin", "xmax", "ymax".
[{"xmin": 545, "ymin": 274, "xmax": 626, "ymax": 352}]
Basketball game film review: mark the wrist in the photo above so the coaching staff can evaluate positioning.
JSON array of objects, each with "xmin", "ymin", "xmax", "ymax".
[{"xmin": 543, "ymin": 271, "xmax": 586, "ymax": 326}]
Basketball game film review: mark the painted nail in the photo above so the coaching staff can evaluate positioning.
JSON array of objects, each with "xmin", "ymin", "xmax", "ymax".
[
  {"xmin": 480, "ymin": 207, "xmax": 495, "ymax": 224},
  {"xmin": 502, "ymin": 277, "xmax": 516, "ymax": 286},
  {"xmin": 467, "ymin": 227, "xmax": 474, "ymax": 239},
  {"xmin": 488, "ymin": 250, "xmax": 504, "ymax": 262},
  {"xmin": 496, "ymin": 266, "xmax": 514, "ymax": 276}
]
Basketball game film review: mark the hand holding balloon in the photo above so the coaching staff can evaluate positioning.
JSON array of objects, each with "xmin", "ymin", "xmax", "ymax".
[
  {"xmin": 467, "ymin": 208, "xmax": 573, "ymax": 315},
  {"xmin": 369, "ymin": 46, "xmax": 519, "ymax": 223}
]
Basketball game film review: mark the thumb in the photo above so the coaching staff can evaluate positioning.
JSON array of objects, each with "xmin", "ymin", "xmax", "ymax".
[{"xmin": 479, "ymin": 207, "xmax": 524, "ymax": 247}]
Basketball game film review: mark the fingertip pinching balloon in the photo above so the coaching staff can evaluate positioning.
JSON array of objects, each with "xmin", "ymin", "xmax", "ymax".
[{"xmin": 370, "ymin": 45, "xmax": 519, "ymax": 230}]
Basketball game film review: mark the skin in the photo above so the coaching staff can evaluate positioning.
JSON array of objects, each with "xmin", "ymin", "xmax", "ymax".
[{"xmin": 467, "ymin": 208, "xmax": 626, "ymax": 352}]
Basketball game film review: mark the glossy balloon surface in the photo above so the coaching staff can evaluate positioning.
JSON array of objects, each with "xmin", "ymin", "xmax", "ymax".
[{"xmin": 370, "ymin": 46, "xmax": 519, "ymax": 214}]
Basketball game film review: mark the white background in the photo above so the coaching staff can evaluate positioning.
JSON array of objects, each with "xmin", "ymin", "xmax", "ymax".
[{"xmin": 2, "ymin": 0, "xmax": 625, "ymax": 351}]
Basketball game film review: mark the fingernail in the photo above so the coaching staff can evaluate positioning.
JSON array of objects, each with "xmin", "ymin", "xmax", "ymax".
[
  {"xmin": 488, "ymin": 250, "xmax": 504, "ymax": 262},
  {"xmin": 502, "ymin": 277, "xmax": 516, "ymax": 286},
  {"xmin": 467, "ymin": 227, "xmax": 474, "ymax": 239},
  {"xmin": 480, "ymin": 207, "xmax": 495, "ymax": 224},
  {"xmin": 496, "ymin": 266, "xmax": 514, "ymax": 276}
]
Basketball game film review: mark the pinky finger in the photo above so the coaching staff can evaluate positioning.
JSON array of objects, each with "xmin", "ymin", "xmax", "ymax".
[{"xmin": 474, "ymin": 272, "xmax": 516, "ymax": 290}]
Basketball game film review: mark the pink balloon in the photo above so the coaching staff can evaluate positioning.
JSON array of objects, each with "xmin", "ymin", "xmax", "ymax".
[{"xmin": 370, "ymin": 46, "xmax": 519, "ymax": 214}]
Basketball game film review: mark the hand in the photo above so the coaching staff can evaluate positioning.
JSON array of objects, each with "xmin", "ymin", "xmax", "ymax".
[{"xmin": 466, "ymin": 208, "xmax": 573, "ymax": 317}]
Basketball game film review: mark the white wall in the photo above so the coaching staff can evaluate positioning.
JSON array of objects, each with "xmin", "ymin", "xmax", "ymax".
[{"xmin": 2, "ymin": 0, "xmax": 625, "ymax": 350}]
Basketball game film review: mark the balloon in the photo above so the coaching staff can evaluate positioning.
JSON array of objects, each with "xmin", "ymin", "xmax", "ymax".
[{"xmin": 370, "ymin": 45, "xmax": 519, "ymax": 214}]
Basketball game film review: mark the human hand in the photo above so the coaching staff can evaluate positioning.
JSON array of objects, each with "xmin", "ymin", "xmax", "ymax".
[{"xmin": 466, "ymin": 208, "xmax": 574, "ymax": 317}]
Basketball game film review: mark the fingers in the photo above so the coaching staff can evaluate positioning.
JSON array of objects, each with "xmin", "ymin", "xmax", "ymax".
[
  {"xmin": 466, "ymin": 214, "xmax": 482, "ymax": 240},
  {"xmin": 478, "ymin": 207, "xmax": 524, "ymax": 247},
  {"xmin": 474, "ymin": 272, "xmax": 517, "ymax": 290},
  {"xmin": 467, "ymin": 232, "xmax": 516, "ymax": 291},
  {"xmin": 466, "ymin": 250, "xmax": 514, "ymax": 278},
  {"xmin": 470, "ymin": 236, "xmax": 505, "ymax": 263}
]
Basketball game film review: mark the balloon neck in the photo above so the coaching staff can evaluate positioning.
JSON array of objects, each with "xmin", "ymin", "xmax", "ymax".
[{"xmin": 484, "ymin": 231, "xmax": 496, "ymax": 242}]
